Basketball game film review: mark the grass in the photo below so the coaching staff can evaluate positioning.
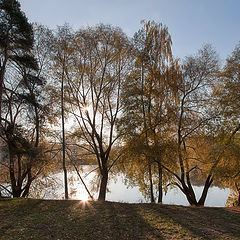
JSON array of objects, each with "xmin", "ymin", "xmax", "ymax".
[{"xmin": 0, "ymin": 198, "xmax": 240, "ymax": 239}]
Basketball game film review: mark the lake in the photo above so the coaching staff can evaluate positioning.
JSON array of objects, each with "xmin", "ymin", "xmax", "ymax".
[{"xmin": 39, "ymin": 165, "xmax": 230, "ymax": 207}]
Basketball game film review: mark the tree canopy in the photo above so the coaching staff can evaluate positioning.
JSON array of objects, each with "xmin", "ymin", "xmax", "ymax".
[{"xmin": 1, "ymin": 0, "xmax": 240, "ymax": 206}]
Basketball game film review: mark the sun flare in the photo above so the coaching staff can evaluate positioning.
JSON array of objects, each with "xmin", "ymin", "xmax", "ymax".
[
  {"xmin": 81, "ymin": 195, "xmax": 89, "ymax": 202},
  {"xmin": 81, "ymin": 105, "xmax": 91, "ymax": 114}
]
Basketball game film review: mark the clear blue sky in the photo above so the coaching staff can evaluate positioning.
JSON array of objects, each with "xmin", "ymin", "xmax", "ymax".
[{"xmin": 19, "ymin": 0, "xmax": 240, "ymax": 60}]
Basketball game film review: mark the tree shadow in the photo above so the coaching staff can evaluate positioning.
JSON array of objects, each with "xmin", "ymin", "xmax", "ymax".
[
  {"xmin": 67, "ymin": 201, "xmax": 165, "ymax": 240},
  {"xmin": 0, "ymin": 199, "xmax": 165, "ymax": 239},
  {"xmin": 2, "ymin": 199, "xmax": 240, "ymax": 239},
  {"xmin": 142, "ymin": 203, "xmax": 240, "ymax": 239}
]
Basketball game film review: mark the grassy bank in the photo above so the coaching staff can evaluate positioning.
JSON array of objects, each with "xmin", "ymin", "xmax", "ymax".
[{"xmin": 0, "ymin": 198, "xmax": 240, "ymax": 240}]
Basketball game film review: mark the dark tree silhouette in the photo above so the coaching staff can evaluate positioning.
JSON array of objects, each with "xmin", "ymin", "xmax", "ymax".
[{"xmin": 0, "ymin": 0, "xmax": 37, "ymax": 121}]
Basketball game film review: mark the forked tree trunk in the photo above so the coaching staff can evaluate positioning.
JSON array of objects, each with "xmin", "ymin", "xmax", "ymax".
[
  {"xmin": 10, "ymin": 155, "xmax": 33, "ymax": 198},
  {"xmin": 177, "ymin": 175, "xmax": 213, "ymax": 206},
  {"xmin": 183, "ymin": 187, "xmax": 198, "ymax": 206},
  {"xmin": 176, "ymin": 130, "xmax": 213, "ymax": 206}
]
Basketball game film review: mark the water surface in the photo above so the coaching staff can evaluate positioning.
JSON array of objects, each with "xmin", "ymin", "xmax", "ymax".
[{"xmin": 41, "ymin": 166, "xmax": 230, "ymax": 207}]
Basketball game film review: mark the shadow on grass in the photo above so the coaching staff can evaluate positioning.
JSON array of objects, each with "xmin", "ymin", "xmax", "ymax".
[
  {"xmin": 141, "ymin": 203, "xmax": 240, "ymax": 239},
  {"xmin": 1, "ymin": 199, "xmax": 240, "ymax": 240},
  {"xmin": 0, "ymin": 199, "xmax": 164, "ymax": 240},
  {"xmin": 64, "ymin": 201, "xmax": 165, "ymax": 240}
]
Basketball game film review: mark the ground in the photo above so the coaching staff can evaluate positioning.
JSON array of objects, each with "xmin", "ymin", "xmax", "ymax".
[{"xmin": 0, "ymin": 198, "xmax": 240, "ymax": 239}]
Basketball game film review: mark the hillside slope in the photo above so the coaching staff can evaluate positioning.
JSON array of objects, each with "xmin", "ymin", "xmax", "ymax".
[{"xmin": 0, "ymin": 198, "xmax": 240, "ymax": 239}]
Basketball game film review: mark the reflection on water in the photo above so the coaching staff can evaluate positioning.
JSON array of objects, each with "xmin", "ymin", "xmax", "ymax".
[{"xmin": 42, "ymin": 166, "xmax": 230, "ymax": 207}]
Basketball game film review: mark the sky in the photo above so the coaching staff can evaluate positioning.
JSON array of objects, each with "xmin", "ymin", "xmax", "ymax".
[{"xmin": 18, "ymin": 0, "xmax": 240, "ymax": 61}]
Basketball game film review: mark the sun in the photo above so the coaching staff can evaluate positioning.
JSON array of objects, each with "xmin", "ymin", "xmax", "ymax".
[
  {"xmin": 81, "ymin": 104, "xmax": 91, "ymax": 115},
  {"xmin": 81, "ymin": 194, "xmax": 89, "ymax": 202}
]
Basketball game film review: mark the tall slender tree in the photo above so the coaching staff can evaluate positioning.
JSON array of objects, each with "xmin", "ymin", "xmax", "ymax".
[{"xmin": 50, "ymin": 25, "xmax": 75, "ymax": 199}]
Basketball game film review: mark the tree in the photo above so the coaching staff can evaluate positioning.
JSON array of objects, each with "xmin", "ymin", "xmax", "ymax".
[
  {"xmin": 118, "ymin": 21, "xmax": 178, "ymax": 203},
  {"xmin": 214, "ymin": 42, "xmax": 240, "ymax": 204},
  {"xmin": 67, "ymin": 24, "xmax": 132, "ymax": 201},
  {"xmin": 0, "ymin": 0, "xmax": 35, "ymax": 121},
  {"xmin": 215, "ymin": 135, "xmax": 240, "ymax": 206},
  {"xmin": 118, "ymin": 136, "xmax": 176, "ymax": 203},
  {"xmin": 0, "ymin": 24, "xmax": 53, "ymax": 198},
  {"xmin": 49, "ymin": 24, "xmax": 75, "ymax": 199},
  {"xmin": 219, "ymin": 42, "xmax": 240, "ymax": 120},
  {"xmin": 217, "ymin": 42, "xmax": 240, "ymax": 136},
  {"xmin": 163, "ymin": 45, "xmax": 223, "ymax": 206},
  {"xmin": 0, "ymin": 66, "xmax": 48, "ymax": 197}
]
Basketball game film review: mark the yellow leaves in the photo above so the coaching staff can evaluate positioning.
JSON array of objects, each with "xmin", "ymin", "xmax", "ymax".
[{"xmin": 226, "ymin": 190, "xmax": 240, "ymax": 207}]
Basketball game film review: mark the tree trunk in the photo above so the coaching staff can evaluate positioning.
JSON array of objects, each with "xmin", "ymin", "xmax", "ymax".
[
  {"xmin": 148, "ymin": 164, "xmax": 155, "ymax": 203},
  {"xmin": 22, "ymin": 170, "xmax": 32, "ymax": 198},
  {"xmin": 61, "ymin": 72, "xmax": 68, "ymax": 200},
  {"xmin": 198, "ymin": 175, "xmax": 213, "ymax": 206},
  {"xmin": 175, "ymin": 179, "xmax": 199, "ymax": 206},
  {"xmin": 0, "ymin": 74, "xmax": 3, "ymax": 122},
  {"xmin": 157, "ymin": 162, "xmax": 163, "ymax": 203},
  {"xmin": 98, "ymin": 168, "xmax": 108, "ymax": 201},
  {"xmin": 34, "ymin": 104, "xmax": 40, "ymax": 148},
  {"xmin": 12, "ymin": 186, "xmax": 22, "ymax": 198},
  {"xmin": 177, "ymin": 176, "xmax": 213, "ymax": 206},
  {"xmin": 9, "ymin": 151, "xmax": 17, "ymax": 197},
  {"xmin": 184, "ymin": 188, "xmax": 198, "ymax": 206},
  {"xmin": 17, "ymin": 154, "xmax": 22, "ymax": 188},
  {"xmin": 0, "ymin": 55, "xmax": 8, "ymax": 122},
  {"xmin": 73, "ymin": 164, "xmax": 94, "ymax": 200}
]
